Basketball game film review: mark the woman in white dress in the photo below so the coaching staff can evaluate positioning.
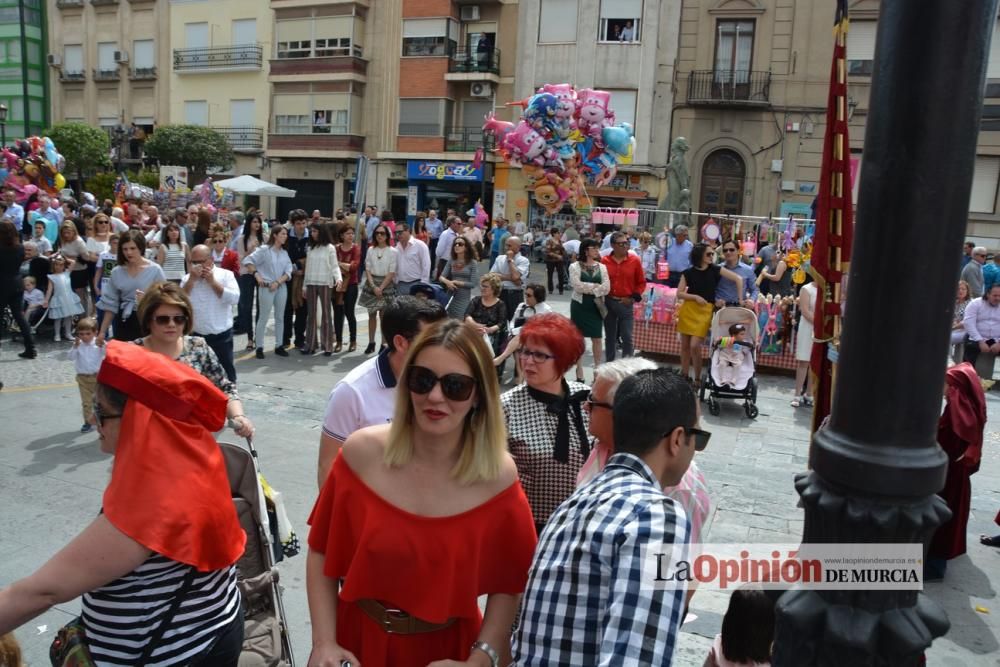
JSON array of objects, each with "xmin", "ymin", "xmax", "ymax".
[{"xmin": 792, "ymin": 280, "xmax": 818, "ymax": 408}]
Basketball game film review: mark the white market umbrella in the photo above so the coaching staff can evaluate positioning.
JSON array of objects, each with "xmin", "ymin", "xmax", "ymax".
[{"xmin": 212, "ymin": 175, "xmax": 297, "ymax": 198}]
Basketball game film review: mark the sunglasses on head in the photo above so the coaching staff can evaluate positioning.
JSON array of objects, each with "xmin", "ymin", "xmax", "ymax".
[
  {"xmin": 153, "ymin": 314, "xmax": 188, "ymax": 326},
  {"xmin": 406, "ymin": 365, "xmax": 477, "ymax": 401}
]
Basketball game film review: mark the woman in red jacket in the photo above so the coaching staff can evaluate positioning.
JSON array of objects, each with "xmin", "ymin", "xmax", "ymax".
[{"xmin": 210, "ymin": 223, "xmax": 241, "ymax": 274}]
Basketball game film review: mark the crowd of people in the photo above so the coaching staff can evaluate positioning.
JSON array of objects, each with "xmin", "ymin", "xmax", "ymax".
[{"xmin": 1, "ymin": 200, "xmax": 995, "ymax": 666}]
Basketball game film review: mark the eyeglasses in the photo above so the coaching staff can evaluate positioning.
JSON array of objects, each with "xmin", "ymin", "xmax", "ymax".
[
  {"xmin": 153, "ymin": 314, "xmax": 188, "ymax": 326},
  {"xmin": 584, "ymin": 391, "xmax": 614, "ymax": 411},
  {"xmin": 454, "ymin": 241, "xmax": 467, "ymax": 246},
  {"xmin": 406, "ymin": 365, "xmax": 476, "ymax": 401},
  {"xmin": 682, "ymin": 426, "xmax": 712, "ymax": 451},
  {"xmin": 614, "ymin": 241, "xmax": 629, "ymax": 246},
  {"xmin": 517, "ymin": 347, "xmax": 555, "ymax": 363},
  {"xmin": 93, "ymin": 403, "xmax": 122, "ymax": 428},
  {"xmin": 374, "ymin": 231, "xmax": 388, "ymax": 236},
  {"xmin": 723, "ymin": 248, "xmax": 737, "ymax": 253},
  {"xmin": 213, "ymin": 239, "xmax": 226, "ymax": 244},
  {"xmin": 191, "ymin": 259, "xmax": 207, "ymax": 266}
]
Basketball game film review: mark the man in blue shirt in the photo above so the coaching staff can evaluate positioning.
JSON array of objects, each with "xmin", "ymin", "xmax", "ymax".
[
  {"xmin": 715, "ymin": 239, "xmax": 759, "ymax": 307},
  {"xmin": 488, "ymin": 217, "xmax": 509, "ymax": 268},
  {"xmin": 663, "ymin": 224, "xmax": 692, "ymax": 287}
]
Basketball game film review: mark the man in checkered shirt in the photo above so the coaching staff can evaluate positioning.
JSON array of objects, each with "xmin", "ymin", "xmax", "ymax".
[{"xmin": 513, "ymin": 368, "xmax": 700, "ymax": 665}]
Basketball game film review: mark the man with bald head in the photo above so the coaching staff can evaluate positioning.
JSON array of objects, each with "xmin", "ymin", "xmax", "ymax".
[{"xmin": 182, "ymin": 244, "xmax": 241, "ymax": 381}]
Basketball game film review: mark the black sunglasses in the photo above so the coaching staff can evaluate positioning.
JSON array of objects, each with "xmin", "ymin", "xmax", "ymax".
[
  {"xmin": 153, "ymin": 314, "xmax": 188, "ymax": 326},
  {"xmin": 93, "ymin": 403, "xmax": 122, "ymax": 428},
  {"xmin": 681, "ymin": 426, "xmax": 711, "ymax": 451},
  {"xmin": 406, "ymin": 365, "xmax": 476, "ymax": 401}
]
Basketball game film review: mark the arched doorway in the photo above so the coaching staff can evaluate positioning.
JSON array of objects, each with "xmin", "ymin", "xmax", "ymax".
[{"xmin": 699, "ymin": 149, "xmax": 746, "ymax": 216}]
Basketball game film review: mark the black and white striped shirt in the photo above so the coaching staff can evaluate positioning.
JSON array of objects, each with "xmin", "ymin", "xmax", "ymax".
[{"xmin": 81, "ymin": 554, "xmax": 241, "ymax": 666}]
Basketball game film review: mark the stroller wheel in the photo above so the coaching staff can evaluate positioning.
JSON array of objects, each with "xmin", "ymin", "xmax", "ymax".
[
  {"xmin": 745, "ymin": 403, "xmax": 759, "ymax": 419},
  {"xmin": 708, "ymin": 397, "xmax": 721, "ymax": 416}
]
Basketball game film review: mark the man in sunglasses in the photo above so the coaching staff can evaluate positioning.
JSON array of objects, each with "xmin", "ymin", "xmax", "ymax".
[
  {"xmin": 714, "ymin": 240, "xmax": 759, "ymax": 308},
  {"xmin": 317, "ymin": 295, "xmax": 446, "ymax": 487},
  {"xmin": 181, "ymin": 245, "xmax": 241, "ymax": 382},
  {"xmin": 514, "ymin": 367, "xmax": 705, "ymax": 665}
]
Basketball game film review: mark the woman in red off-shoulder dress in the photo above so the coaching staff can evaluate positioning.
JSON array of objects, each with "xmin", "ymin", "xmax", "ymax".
[{"xmin": 306, "ymin": 319, "xmax": 537, "ymax": 667}]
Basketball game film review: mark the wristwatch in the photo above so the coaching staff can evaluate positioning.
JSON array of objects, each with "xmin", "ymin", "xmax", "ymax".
[{"xmin": 471, "ymin": 640, "xmax": 499, "ymax": 667}]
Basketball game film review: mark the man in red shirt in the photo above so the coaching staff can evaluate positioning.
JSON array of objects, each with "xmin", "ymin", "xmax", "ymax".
[{"xmin": 602, "ymin": 230, "xmax": 646, "ymax": 361}]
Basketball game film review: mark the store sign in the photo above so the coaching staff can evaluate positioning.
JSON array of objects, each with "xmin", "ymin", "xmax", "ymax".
[{"xmin": 407, "ymin": 161, "xmax": 483, "ymax": 181}]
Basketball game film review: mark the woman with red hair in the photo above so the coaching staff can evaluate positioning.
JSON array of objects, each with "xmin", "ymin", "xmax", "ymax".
[{"xmin": 501, "ymin": 313, "xmax": 590, "ymax": 534}]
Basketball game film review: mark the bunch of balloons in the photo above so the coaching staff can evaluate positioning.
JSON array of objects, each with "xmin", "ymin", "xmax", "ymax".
[
  {"xmin": 482, "ymin": 83, "xmax": 636, "ymax": 214},
  {"xmin": 0, "ymin": 136, "xmax": 67, "ymax": 204}
]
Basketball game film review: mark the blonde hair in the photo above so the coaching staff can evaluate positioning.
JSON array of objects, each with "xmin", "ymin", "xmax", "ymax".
[
  {"xmin": 384, "ymin": 319, "xmax": 507, "ymax": 484},
  {"xmin": 76, "ymin": 316, "xmax": 98, "ymax": 333},
  {"xmin": 479, "ymin": 271, "xmax": 502, "ymax": 295},
  {"xmin": 0, "ymin": 633, "xmax": 22, "ymax": 667}
]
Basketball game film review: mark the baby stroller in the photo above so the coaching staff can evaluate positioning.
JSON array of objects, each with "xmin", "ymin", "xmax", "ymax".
[
  {"xmin": 699, "ymin": 307, "xmax": 760, "ymax": 419},
  {"xmin": 219, "ymin": 438, "xmax": 296, "ymax": 666}
]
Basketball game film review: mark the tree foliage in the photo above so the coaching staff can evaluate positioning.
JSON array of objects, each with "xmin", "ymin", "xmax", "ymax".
[
  {"xmin": 84, "ymin": 168, "xmax": 159, "ymax": 202},
  {"xmin": 44, "ymin": 122, "xmax": 111, "ymax": 186},
  {"xmin": 143, "ymin": 125, "xmax": 234, "ymax": 180}
]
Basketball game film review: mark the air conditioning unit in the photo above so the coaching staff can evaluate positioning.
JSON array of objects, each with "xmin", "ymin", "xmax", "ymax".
[
  {"xmin": 114, "ymin": 50, "xmax": 129, "ymax": 63},
  {"xmin": 47, "ymin": 54, "xmax": 61, "ymax": 66},
  {"xmin": 470, "ymin": 81, "xmax": 493, "ymax": 98},
  {"xmin": 460, "ymin": 5, "xmax": 480, "ymax": 21}
]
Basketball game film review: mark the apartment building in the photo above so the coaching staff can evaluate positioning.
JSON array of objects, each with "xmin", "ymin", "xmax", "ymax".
[
  {"xmin": 673, "ymin": 0, "xmax": 1000, "ymax": 244},
  {"xmin": 511, "ymin": 0, "xmax": 682, "ymax": 223},
  {"xmin": 169, "ymin": 0, "xmax": 272, "ymax": 180},
  {"xmin": 1, "ymin": 0, "xmax": 48, "ymax": 141},
  {"xmin": 47, "ymin": 0, "xmax": 167, "ymax": 152},
  {"xmin": 261, "ymin": 0, "xmax": 518, "ymax": 222}
]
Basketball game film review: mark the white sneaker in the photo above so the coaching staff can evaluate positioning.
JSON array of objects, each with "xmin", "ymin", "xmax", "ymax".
[{"xmin": 54, "ymin": 332, "xmax": 61, "ymax": 342}]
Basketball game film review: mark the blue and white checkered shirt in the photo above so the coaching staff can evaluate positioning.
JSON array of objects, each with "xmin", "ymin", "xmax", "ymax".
[{"xmin": 512, "ymin": 452, "xmax": 691, "ymax": 666}]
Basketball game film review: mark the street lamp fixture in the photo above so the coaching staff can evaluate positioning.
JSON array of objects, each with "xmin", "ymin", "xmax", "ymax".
[{"xmin": 0, "ymin": 103, "xmax": 8, "ymax": 149}]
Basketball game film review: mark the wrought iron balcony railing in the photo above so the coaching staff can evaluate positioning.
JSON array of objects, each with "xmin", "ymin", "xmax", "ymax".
[
  {"xmin": 56, "ymin": 0, "xmax": 84, "ymax": 8},
  {"xmin": 173, "ymin": 44, "xmax": 263, "ymax": 71},
  {"xmin": 212, "ymin": 126, "xmax": 264, "ymax": 150},
  {"xmin": 447, "ymin": 46, "xmax": 500, "ymax": 75},
  {"xmin": 129, "ymin": 66, "xmax": 157, "ymax": 80},
  {"xmin": 687, "ymin": 70, "xmax": 771, "ymax": 105},
  {"xmin": 93, "ymin": 68, "xmax": 121, "ymax": 81},
  {"xmin": 444, "ymin": 126, "xmax": 496, "ymax": 152},
  {"xmin": 59, "ymin": 70, "xmax": 86, "ymax": 82}
]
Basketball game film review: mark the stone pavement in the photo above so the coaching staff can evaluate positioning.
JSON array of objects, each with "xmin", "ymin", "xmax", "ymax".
[{"xmin": 1, "ymin": 277, "xmax": 998, "ymax": 665}]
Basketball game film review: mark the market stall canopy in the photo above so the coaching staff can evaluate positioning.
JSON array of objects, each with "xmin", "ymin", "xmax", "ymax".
[{"xmin": 213, "ymin": 175, "xmax": 297, "ymax": 198}]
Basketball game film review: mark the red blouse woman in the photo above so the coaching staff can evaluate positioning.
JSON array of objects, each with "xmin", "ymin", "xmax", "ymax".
[{"xmin": 307, "ymin": 319, "xmax": 537, "ymax": 666}]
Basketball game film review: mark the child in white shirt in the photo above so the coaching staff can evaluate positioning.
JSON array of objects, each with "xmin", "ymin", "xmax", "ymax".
[
  {"xmin": 22, "ymin": 276, "xmax": 45, "ymax": 327},
  {"xmin": 32, "ymin": 221, "xmax": 53, "ymax": 255},
  {"xmin": 68, "ymin": 317, "xmax": 106, "ymax": 433}
]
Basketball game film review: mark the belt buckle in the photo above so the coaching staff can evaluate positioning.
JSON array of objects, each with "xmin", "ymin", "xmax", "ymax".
[{"xmin": 383, "ymin": 607, "xmax": 409, "ymax": 634}]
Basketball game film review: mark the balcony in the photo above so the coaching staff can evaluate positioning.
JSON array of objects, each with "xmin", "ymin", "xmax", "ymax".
[
  {"xmin": 93, "ymin": 68, "xmax": 121, "ymax": 82},
  {"xmin": 267, "ymin": 132, "xmax": 363, "ymax": 154},
  {"xmin": 90, "ymin": 0, "xmax": 119, "ymax": 5},
  {"xmin": 687, "ymin": 70, "xmax": 771, "ymax": 106},
  {"xmin": 55, "ymin": 0, "xmax": 84, "ymax": 8},
  {"xmin": 129, "ymin": 66, "xmax": 157, "ymax": 80},
  {"xmin": 445, "ymin": 46, "xmax": 500, "ymax": 84},
  {"xmin": 59, "ymin": 70, "xmax": 86, "ymax": 83},
  {"xmin": 173, "ymin": 44, "xmax": 263, "ymax": 72},
  {"xmin": 269, "ymin": 55, "xmax": 367, "ymax": 79},
  {"xmin": 445, "ymin": 126, "xmax": 495, "ymax": 152},
  {"xmin": 213, "ymin": 126, "xmax": 264, "ymax": 151}
]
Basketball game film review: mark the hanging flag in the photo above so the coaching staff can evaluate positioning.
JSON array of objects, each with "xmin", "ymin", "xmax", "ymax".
[{"xmin": 810, "ymin": 0, "xmax": 856, "ymax": 432}]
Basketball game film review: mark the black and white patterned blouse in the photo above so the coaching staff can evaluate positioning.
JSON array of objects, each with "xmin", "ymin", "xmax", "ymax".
[
  {"xmin": 134, "ymin": 336, "xmax": 239, "ymax": 402},
  {"xmin": 502, "ymin": 380, "xmax": 591, "ymax": 528}
]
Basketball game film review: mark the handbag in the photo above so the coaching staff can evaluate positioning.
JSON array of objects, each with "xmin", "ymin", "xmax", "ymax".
[{"xmin": 594, "ymin": 295, "xmax": 608, "ymax": 319}]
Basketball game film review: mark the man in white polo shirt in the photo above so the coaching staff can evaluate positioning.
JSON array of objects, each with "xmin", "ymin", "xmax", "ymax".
[
  {"xmin": 182, "ymin": 244, "xmax": 241, "ymax": 382},
  {"xmin": 394, "ymin": 222, "xmax": 431, "ymax": 296},
  {"xmin": 317, "ymin": 295, "xmax": 446, "ymax": 486}
]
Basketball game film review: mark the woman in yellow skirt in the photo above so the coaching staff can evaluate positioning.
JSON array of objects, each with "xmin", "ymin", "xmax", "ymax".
[{"xmin": 676, "ymin": 243, "xmax": 745, "ymax": 386}]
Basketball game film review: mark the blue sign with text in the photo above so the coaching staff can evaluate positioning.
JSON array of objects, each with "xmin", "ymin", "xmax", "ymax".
[{"xmin": 407, "ymin": 161, "xmax": 483, "ymax": 182}]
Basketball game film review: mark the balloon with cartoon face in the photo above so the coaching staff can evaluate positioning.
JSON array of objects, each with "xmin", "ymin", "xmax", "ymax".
[{"xmin": 575, "ymin": 89, "xmax": 616, "ymax": 138}]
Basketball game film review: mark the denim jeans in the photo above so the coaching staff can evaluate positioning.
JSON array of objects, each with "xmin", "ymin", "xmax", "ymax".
[
  {"xmin": 255, "ymin": 284, "xmax": 287, "ymax": 349},
  {"xmin": 604, "ymin": 297, "xmax": 635, "ymax": 362},
  {"xmin": 196, "ymin": 328, "xmax": 236, "ymax": 381}
]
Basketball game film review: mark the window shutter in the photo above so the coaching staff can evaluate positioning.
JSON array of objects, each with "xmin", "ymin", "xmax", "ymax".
[{"xmin": 970, "ymin": 156, "xmax": 1000, "ymax": 214}]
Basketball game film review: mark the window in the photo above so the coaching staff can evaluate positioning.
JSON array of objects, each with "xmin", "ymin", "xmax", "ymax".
[
  {"xmin": 608, "ymin": 90, "xmax": 637, "ymax": 127},
  {"xmin": 64, "ymin": 44, "xmax": 83, "ymax": 73},
  {"xmin": 539, "ymin": 0, "xmax": 578, "ymax": 43},
  {"xmin": 847, "ymin": 21, "xmax": 876, "ymax": 76},
  {"xmin": 714, "ymin": 20, "xmax": 754, "ymax": 84},
  {"xmin": 97, "ymin": 42, "xmax": 117, "ymax": 72},
  {"xmin": 988, "ymin": 21, "xmax": 1000, "ymax": 80},
  {"xmin": 230, "ymin": 99, "xmax": 255, "ymax": 126},
  {"xmin": 402, "ymin": 18, "xmax": 458, "ymax": 56},
  {"xmin": 399, "ymin": 98, "xmax": 449, "ymax": 136},
  {"xmin": 276, "ymin": 17, "xmax": 362, "ymax": 58},
  {"xmin": 184, "ymin": 100, "xmax": 209, "ymax": 126},
  {"xmin": 233, "ymin": 19, "xmax": 257, "ymax": 45},
  {"xmin": 185, "ymin": 22, "xmax": 209, "ymax": 49},
  {"xmin": 970, "ymin": 156, "xmax": 1000, "ymax": 214},
  {"xmin": 133, "ymin": 39, "xmax": 155, "ymax": 69},
  {"xmin": 273, "ymin": 93, "xmax": 354, "ymax": 134},
  {"xmin": 599, "ymin": 0, "xmax": 641, "ymax": 42}
]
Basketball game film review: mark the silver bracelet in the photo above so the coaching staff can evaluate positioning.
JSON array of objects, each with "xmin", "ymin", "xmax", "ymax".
[{"xmin": 471, "ymin": 641, "xmax": 499, "ymax": 667}]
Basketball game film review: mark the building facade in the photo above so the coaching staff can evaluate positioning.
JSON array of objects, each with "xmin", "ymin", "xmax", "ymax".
[
  {"xmin": 47, "ymin": 0, "xmax": 167, "ymax": 153},
  {"xmin": 168, "ymin": 0, "xmax": 272, "ymax": 181},
  {"xmin": 0, "ymin": 0, "xmax": 48, "ymax": 142},
  {"xmin": 511, "ymin": 0, "xmax": 682, "ymax": 225}
]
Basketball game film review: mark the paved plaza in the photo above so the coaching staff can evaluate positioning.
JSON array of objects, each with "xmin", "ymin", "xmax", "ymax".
[{"xmin": 1, "ymin": 287, "xmax": 998, "ymax": 665}]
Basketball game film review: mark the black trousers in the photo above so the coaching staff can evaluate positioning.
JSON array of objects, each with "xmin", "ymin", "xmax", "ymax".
[
  {"xmin": 334, "ymin": 283, "xmax": 359, "ymax": 343},
  {"xmin": 546, "ymin": 261, "xmax": 565, "ymax": 293},
  {"xmin": 196, "ymin": 328, "xmax": 236, "ymax": 382},
  {"xmin": 0, "ymin": 283, "xmax": 34, "ymax": 352},
  {"xmin": 283, "ymin": 286, "xmax": 307, "ymax": 347}
]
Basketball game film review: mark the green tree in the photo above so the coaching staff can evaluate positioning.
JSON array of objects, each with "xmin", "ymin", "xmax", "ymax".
[
  {"xmin": 84, "ymin": 168, "xmax": 160, "ymax": 203},
  {"xmin": 44, "ymin": 122, "xmax": 112, "ymax": 194},
  {"xmin": 143, "ymin": 125, "xmax": 234, "ymax": 182}
]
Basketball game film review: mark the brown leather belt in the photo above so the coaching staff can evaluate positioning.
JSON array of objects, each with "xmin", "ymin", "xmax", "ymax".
[{"xmin": 355, "ymin": 598, "xmax": 455, "ymax": 635}]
